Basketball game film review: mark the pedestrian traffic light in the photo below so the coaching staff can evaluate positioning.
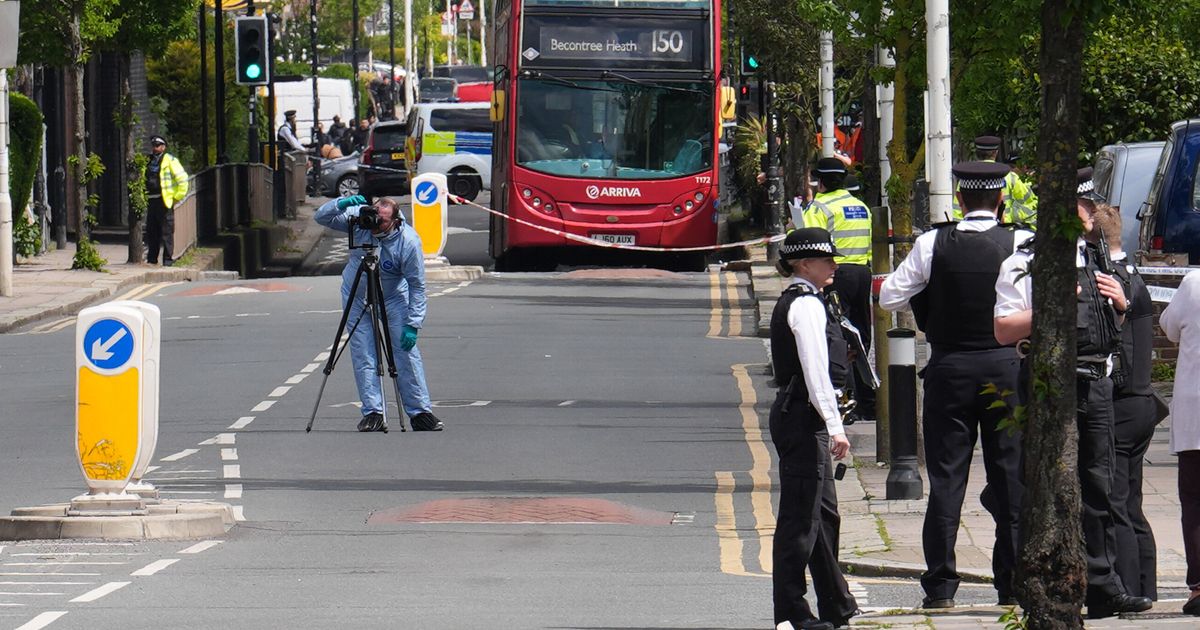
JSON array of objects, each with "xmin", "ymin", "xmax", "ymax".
[
  {"xmin": 235, "ymin": 16, "xmax": 270, "ymax": 86},
  {"xmin": 737, "ymin": 83, "xmax": 751, "ymax": 105},
  {"xmin": 741, "ymin": 48, "xmax": 761, "ymax": 76}
]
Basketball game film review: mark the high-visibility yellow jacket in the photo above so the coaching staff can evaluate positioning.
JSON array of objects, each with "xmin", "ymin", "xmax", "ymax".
[
  {"xmin": 952, "ymin": 161, "xmax": 1037, "ymax": 227},
  {"xmin": 802, "ymin": 189, "xmax": 872, "ymax": 265},
  {"xmin": 158, "ymin": 153, "xmax": 190, "ymax": 209}
]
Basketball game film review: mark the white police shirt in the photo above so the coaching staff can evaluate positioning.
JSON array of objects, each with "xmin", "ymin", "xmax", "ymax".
[
  {"xmin": 994, "ymin": 237, "xmax": 1088, "ymax": 319},
  {"xmin": 786, "ymin": 276, "xmax": 844, "ymax": 437},
  {"xmin": 880, "ymin": 210, "xmax": 1033, "ymax": 312}
]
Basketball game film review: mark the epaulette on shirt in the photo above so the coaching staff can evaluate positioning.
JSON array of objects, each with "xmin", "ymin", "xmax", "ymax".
[
  {"xmin": 1000, "ymin": 220, "xmax": 1033, "ymax": 231},
  {"xmin": 929, "ymin": 220, "xmax": 957, "ymax": 229},
  {"xmin": 782, "ymin": 282, "xmax": 818, "ymax": 297},
  {"xmin": 1017, "ymin": 234, "xmax": 1036, "ymax": 252}
]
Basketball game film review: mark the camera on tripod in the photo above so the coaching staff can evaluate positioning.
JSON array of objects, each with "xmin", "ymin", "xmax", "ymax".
[{"xmin": 355, "ymin": 205, "xmax": 381, "ymax": 231}]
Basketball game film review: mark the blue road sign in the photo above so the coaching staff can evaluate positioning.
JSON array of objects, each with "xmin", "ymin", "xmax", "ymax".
[
  {"xmin": 82, "ymin": 318, "xmax": 135, "ymax": 371},
  {"xmin": 415, "ymin": 181, "xmax": 438, "ymax": 205}
]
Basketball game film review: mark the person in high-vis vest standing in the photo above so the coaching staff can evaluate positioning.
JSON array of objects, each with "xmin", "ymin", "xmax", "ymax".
[
  {"xmin": 803, "ymin": 157, "xmax": 874, "ymax": 424},
  {"xmin": 951, "ymin": 135, "xmax": 1038, "ymax": 226},
  {"xmin": 145, "ymin": 135, "xmax": 189, "ymax": 266}
]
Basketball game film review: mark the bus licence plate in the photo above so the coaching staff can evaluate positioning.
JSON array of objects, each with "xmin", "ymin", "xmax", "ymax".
[
  {"xmin": 592, "ymin": 234, "xmax": 635, "ymax": 245},
  {"xmin": 390, "ymin": 152, "xmax": 404, "ymax": 160}
]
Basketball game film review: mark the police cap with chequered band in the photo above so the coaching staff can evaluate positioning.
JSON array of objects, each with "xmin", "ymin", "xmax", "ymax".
[
  {"xmin": 952, "ymin": 160, "xmax": 1010, "ymax": 191},
  {"xmin": 814, "ymin": 157, "xmax": 847, "ymax": 175},
  {"xmin": 1077, "ymin": 166, "xmax": 1105, "ymax": 202},
  {"xmin": 149, "ymin": 135, "xmax": 166, "ymax": 146},
  {"xmin": 974, "ymin": 135, "xmax": 1002, "ymax": 151},
  {"xmin": 780, "ymin": 227, "xmax": 841, "ymax": 261}
]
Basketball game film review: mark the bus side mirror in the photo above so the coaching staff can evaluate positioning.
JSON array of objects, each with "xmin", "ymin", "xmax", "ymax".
[
  {"xmin": 720, "ymin": 86, "xmax": 737, "ymax": 122},
  {"xmin": 491, "ymin": 89, "xmax": 506, "ymax": 122}
]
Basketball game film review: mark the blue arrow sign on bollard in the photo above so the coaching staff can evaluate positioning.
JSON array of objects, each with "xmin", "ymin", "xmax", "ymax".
[
  {"xmin": 415, "ymin": 181, "xmax": 438, "ymax": 205},
  {"xmin": 82, "ymin": 319, "xmax": 135, "ymax": 371}
]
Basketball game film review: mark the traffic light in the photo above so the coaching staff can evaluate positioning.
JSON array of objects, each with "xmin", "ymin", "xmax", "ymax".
[
  {"xmin": 235, "ymin": 16, "xmax": 270, "ymax": 86},
  {"xmin": 737, "ymin": 83, "xmax": 751, "ymax": 105},
  {"xmin": 741, "ymin": 48, "xmax": 761, "ymax": 76}
]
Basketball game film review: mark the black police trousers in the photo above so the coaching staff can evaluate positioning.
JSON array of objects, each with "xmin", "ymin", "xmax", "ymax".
[
  {"xmin": 920, "ymin": 347, "xmax": 1023, "ymax": 602},
  {"xmin": 1078, "ymin": 377, "xmax": 1127, "ymax": 602},
  {"xmin": 146, "ymin": 195, "xmax": 175, "ymax": 264},
  {"xmin": 1111, "ymin": 393, "xmax": 1158, "ymax": 599},
  {"xmin": 831, "ymin": 263, "xmax": 875, "ymax": 418},
  {"xmin": 768, "ymin": 391, "xmax": 857, "ymax": 625}
]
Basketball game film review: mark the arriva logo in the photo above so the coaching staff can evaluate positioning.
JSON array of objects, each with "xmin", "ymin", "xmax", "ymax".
[{"xmin": 585, "ymin": 185, "xmax": 643, "ymax": 200}]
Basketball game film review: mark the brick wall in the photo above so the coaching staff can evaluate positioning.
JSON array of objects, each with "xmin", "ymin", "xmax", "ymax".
[{"xmin": 1145, "ymin": 271, "xmax": 1187, "ymax": 363}]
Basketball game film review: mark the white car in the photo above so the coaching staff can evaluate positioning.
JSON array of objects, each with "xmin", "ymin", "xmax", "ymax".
[{"xmin": 404, "ymin": 102, "xmax": 492, "ymax": 202}]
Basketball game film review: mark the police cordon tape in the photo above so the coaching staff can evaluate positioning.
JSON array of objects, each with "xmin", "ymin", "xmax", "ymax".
[{"xmin": 448, "ymin": 194, "xmax": 787, "ymax": 253}]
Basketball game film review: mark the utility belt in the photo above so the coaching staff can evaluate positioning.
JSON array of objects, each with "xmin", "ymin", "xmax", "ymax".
[
  {"xmin": 1076, "ymin": 357, "xmax": 1108, "ymax": 382},
  {"xmin": 777, "ymin": 374, "xmax": 853, "ymax": 418}
]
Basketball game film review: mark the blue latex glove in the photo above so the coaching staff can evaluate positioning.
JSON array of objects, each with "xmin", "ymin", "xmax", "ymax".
[
  {"xmin": 337, "ymin": 194, "xmax": 367, "ymax": 210},
  {"xmin": 400, "ymin": 325, "xmax": 419, "ymax": 351}
]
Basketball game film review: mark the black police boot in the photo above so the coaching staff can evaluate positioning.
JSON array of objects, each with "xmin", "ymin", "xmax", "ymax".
[
  {"xmin": 357, "ymin": 412, "xmax": 387, "ymax": 433},
  {"xmin": 410, "ymin": 412, "xmax": 444, "ymax": 431},
  {"xmin": 1087, "ymin": 592, "xmax": 1153, "ymax": 619}
]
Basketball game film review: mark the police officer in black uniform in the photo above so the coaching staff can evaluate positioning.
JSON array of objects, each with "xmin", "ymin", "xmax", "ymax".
[
  {"xmin": 1088, "ymin": 203, "xmax": 1161, "ymax": 599},
  {"xmin": 769, "ymin": 228, "xmax": 859, "ymax": 630},
  {"xmin": 879, "ymin": 161, "xmax": 1026, "ymax": 607},
  {"xmin": 994, "ymin": 168, "xmax": 1152, "ymax": 618}
]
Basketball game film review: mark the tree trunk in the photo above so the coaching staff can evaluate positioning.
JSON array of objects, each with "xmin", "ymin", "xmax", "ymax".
[
  {"xmin": 65, "ymin": 12, "xmax": 88, "ymax": 245},
  {"xmin": 120, "ymin": 54, "xmax": 145, "ymax": 264},
  {"xmin": 1016, "ymin": 1, "xmax": 1089, "ymax": 628}
]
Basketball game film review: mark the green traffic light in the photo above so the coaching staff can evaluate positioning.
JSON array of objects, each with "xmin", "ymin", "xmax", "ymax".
[
  {"xmin": 246, "ymin": 64, "xmax": 261, "ymax": 80},
  {"xmin": 748, "ymin": 57, "xmax": 759, "ymax": 69}
]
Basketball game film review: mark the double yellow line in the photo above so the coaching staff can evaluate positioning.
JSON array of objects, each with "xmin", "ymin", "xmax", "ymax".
[
  {"xmin": 20, "ymin": 282, "xmax": 177, "ymax": 335},
  {"xmin": 707, "ymin": 271, "xmax": 743, "ymax": 338}
]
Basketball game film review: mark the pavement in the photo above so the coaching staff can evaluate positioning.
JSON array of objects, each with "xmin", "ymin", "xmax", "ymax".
[{"xmin": 746, "ymin": 249, "xmax": 1194, "ymax": 627}]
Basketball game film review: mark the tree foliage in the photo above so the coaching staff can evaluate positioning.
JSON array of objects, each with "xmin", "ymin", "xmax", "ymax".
[{"xmin": 15, "ymin": 0, "xmax": 121, "ymax": 66}]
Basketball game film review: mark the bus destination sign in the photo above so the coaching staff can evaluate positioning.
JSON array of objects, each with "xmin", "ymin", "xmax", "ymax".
[{"xmin": 521, "ymin": 15, "xmax": 708, "ymax": 70}]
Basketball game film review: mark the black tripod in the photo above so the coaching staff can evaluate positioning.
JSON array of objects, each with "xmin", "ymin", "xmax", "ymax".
[{"xmin": 307, "ymin": 241, "xmax": 410, "ymax": 433}]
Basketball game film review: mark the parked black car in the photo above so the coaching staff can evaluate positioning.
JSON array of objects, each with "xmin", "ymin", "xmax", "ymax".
[{"xmin": 357, "ymin": 121, "xmax": 409, "ymax": 198}]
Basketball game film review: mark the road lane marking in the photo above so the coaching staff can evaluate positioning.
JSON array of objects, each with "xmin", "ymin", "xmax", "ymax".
[
  {"xmin": 178, "ymin": 541, "xmax": 222, "ymax": 555},
  {"xmin": 232, "ymin": 506, "xmax": 246, "ymax": 521},
  {"xmin": 707, "ymin": 271, "xmax": 722, "ymax": 337},
  {"xmin": 230, "ymin": 416, "xmax": 255, "ymax": 429},
  {"xmin": 221, "ymin": 448, "xmax": 238, "ymax": 461},
  {"xmin": 14, "ymin": 611, "xmax": 67, "ymax": 630},
  {"xmin": 714, "ymin": 471, "xmax": 757, "ymax": 577},
  {"xmin": 558, "ymin": 400, "xmax": 576, "ymax": 407},
  {"xmin": 269, "ymin": 386, "xmax": 291, "ymax": 397},
  {"xmin": 69, "ymin": 581, "xmax": 130, "ymax": 603},
  {"xmin": 234, "ymin": 313, "xmax": 271, "ymax": 318},
  {"xmin": 315, "ymin": 352, "xmax": 330, "ymax": 361},
  {"xmin": 223, "ymin": 465, "xmax": 241, "ymax": 479},
  {"xmin": 251, "ymin": 400, "xmax": 276, "ymax": 412},
  {"xmin": 733, "ymin": 363, "xmax": 776, "ymax": 574},
  {"xmin": 225, "ymin": 484, "xmax": 243, "ymax": 499},
  {"xmin": 216, "ymin": 433, "xmax": 236, "ymax": 445},
  {"xmin": 130, "ymin": 559, "xmax": 179, "ymax": 577},
  {"xmin": 198, "ymin": 438, "xmax": 216, "ymax": 446},
  {"xmin": 160, "ymin": 449, "xmax": 199, "ymax": 462},
  {"xmin": 145, "ymin": 465, "xmax": 160, "ymax": 473},
  {"xmin": 724, "ymin": 271, "xmax": 743, "ymax": 337},
  {"xmin": 285, "ymin": 373, "xmax": 309, "ymax": 384},
  {"xmin": 301, "ymin": 363, "xmax": 321, "ymax": 373}
]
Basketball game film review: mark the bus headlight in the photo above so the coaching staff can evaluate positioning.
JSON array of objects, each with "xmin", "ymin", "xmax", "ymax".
[
  {"xmin": 523, "ymin": 188, "xmax": 532, "ymax": 199},
  {"xmin": 694, "ymin": 192, "xmax": 704, "ymax": 203}
]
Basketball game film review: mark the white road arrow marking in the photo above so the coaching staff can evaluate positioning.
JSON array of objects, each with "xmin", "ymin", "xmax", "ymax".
[{"xmin": 90, "ymin": 328, "xmax": 127, "ymax": 362}]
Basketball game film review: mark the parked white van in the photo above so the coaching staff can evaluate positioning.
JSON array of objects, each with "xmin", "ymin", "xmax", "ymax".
[{"xmin": 404, "ymin": 102, "xmax": 492, "ymax": 202}]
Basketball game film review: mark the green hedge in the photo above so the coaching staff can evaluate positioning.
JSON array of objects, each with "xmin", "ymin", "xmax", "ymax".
[{"xmin": 8, "ymin": 91, "xmax": 43, "ymax": 213}]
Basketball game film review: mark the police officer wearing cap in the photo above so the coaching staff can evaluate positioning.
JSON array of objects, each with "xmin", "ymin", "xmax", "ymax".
[
  {"xmin": 951, "ymin": 135, "xmax": 1038, "ymax": 226},
  {"xmin": 278, "ymin": 110, "xmax": 305, "ymax": 152},
  {"xmin": 880, "ymin": 161, "xmax": 1028, "ymax": 607},
  {"xmin": 145, "ymin": 135, "xmax": 189, "ymax": 266},
  {"xmin": 769, "ymin": 227, "xmax": 859, "ymax": 630},
  {"xmin": 994, "ymin": 168, "xmax": 1151, "ymax": 618},
  {"xmin": 803, "ymin": 157, "xmax": 875, "ymax": 424}
]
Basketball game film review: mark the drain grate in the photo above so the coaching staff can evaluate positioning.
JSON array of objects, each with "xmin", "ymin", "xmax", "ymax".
[{"xmin": 368, "ymin": 497, "xmax": 676, "ymax": 526}]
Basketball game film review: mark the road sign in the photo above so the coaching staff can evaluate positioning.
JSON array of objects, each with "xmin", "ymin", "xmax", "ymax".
[
  {"xmin": 75, "ymin": 302, "xmax": 161, "ymax": 494},
  {"xmin": 411, "ymin": 173, "xmax": 448, "ymax": 258},
  {"xmin": 441, "ymin": 11, "xmax": 455, "ymax": 36},
  {"xmin": 458, "ymin": 0, "xmax": 475, "ymax": 20}
]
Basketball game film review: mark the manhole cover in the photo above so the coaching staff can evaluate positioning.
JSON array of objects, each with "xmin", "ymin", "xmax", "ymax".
[{"xmin": 368, "ymin": 497, "xmax": 675, "ymax": 525}]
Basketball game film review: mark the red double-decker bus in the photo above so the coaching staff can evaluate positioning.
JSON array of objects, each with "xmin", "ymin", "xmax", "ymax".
[{"xmin": 489, "ymin": 0, "xmax": 728, "ymax": 270}]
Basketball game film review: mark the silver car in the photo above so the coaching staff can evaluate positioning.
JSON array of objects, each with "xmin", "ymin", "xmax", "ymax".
[{"xmin": 314, "ymin": 151, "xmax": 362, "ymax": 198}]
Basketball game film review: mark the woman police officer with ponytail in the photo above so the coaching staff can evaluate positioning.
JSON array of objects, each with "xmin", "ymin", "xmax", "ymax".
[{"xmin": 768, "ymin": 228, "xmax": 860, "ymax": 630}]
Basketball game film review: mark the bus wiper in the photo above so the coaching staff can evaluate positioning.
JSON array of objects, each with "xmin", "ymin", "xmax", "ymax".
[{"xmin": 600, "ymin": 70, "xmax": 707, "ymax": 95}]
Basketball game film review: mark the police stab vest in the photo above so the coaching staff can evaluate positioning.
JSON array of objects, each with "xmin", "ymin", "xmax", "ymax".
[
  {"xmin": 1077, "ymin": 243, "xmax": 1122, "ymax": 362},
  {"xmin": 770, "ymin": 283, "xmax": 850, "ymax": 398},
  {"xmin": 921, "ymin": 222, "xmax": 1015, "ymax": 350},
  {"xmin": 1113, "ymin": 263, "xmax": 1154, "ymax": 397}
]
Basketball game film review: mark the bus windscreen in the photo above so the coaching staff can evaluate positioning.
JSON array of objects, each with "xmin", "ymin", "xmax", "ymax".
[{"xmin": 516, "ymin": 78, "xmax": 713, "ymax": 180}]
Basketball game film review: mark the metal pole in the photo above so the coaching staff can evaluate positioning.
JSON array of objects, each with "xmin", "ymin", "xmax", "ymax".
[
  {"xmin": 877, "ymin": 44, "xmax": 894, "ymax": 208},
  {"xmin": 446, "ymin": 0, "xmax": 452, "ymax": 65},
  {"xmin": 404, "ymin": 0, "xmax": 413, "ymax": 79},
  {"xmin": 764, "ymin": 82, "xmax": 783, "ymax": 262},
  {"xmin": 246, "ymin": 1, "xmax": 258, "ymax": 163},
  {"xmin": 215, "ymin": 0, "xmax": 228, "ymax": 164},
  {"xmin": 311, "ymin": 0, "xmax": 319, "ymax": 135},
  {"xmin": 1, "ymin": 71, "xmax": 12, "ymax": 296},
  {"xmin": 926, "ymin": 0, "xmax": 952, "ymax": 224},
  {"xmin": 465, "ymin": 14, "xmax": 471, "ymax": 65},
  {"xmin": 479, "ymin": 0, "xmax": 486, "ymax": 66},
  {"xmin": 352, "ymin": 0, "xmax": 360, "ymax": 119},
  {"xmin": 819, "ymin": 30, "xmax": 834, "ymax": 158},
  {"xmin": 389, "ymin": 0, "xmax": 396, "ymax": 107},
  {"xmin": 200, "ymin": 3, "xmax": 210, "ymax": 166},
  {"xmin": 885, "ymin": 328, "xmax": 923, "ymax": 499}
]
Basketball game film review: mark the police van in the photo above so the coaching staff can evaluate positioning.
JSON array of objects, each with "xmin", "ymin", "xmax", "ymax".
[{"xmin": 404, "ymin": 102, "xmax": 492, "ymax": 202}]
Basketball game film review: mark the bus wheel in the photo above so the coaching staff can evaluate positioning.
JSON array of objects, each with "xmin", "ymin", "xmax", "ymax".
[{"xmin": 449, "ymin": 168, "xmax": 482, "ymax": 202}]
